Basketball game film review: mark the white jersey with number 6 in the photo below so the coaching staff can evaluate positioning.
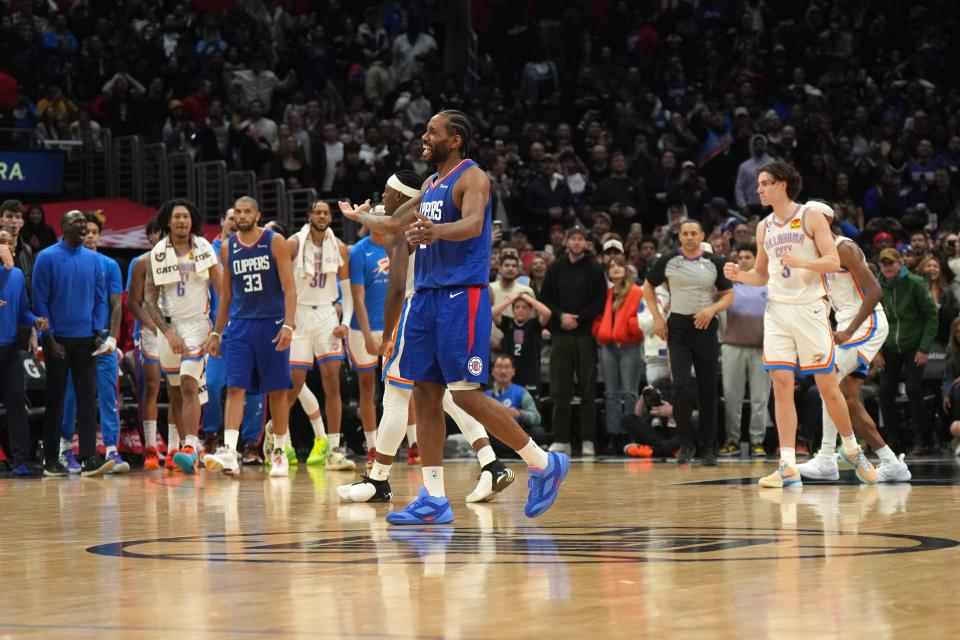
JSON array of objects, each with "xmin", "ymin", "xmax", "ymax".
[
  {"xmin": 762, "ymin": 204, "xmax": 827, "ymax": 305},
  {"xmin": 159, "ymin": 254, "xmax": 211, "ymax": 320}
]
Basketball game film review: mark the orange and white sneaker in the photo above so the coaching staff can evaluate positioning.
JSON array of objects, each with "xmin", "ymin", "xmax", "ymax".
[
  {"xmin": 839, "ymin": 445, "xmax": 878, "ymax": 485},
  {"xmin": 165, "ymin": 448, "xmax": 180, "ymax": 472},
  {"xmin": 759, "ymin": 463, "xmax": 803, "ymax": 488},
  {"xmin": 143, "ymin": 447, "xmax": 161, "ymax": 471}
]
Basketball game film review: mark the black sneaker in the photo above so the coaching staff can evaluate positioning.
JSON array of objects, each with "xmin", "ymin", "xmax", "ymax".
[
  {"xmin": 81, "ymin": 455, "xmax": 116, "ymax": 477},
  {"xmin": 336, "ymin": 475, "xmax": 393, "ymax": 503},
  {"xmin": 466, "ymin": 460, "xmax": 516, "ymax": 503},
  {"xmin": 43, "ymin": 460, "xmax": 69, "ymax": 477},
  {"xmin": 677, "ymin": 446, "xmax": 695, "ymax": 464},
  {"xmin": 702, "ymin": 450, "xmax": 718, "ymax": 466}
]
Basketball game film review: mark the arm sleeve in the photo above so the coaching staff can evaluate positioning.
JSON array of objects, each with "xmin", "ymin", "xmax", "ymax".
[
  {"xmin": 108, "ymin": 260, "xmax": 123, "ymax": 295},
  {"xmin": 712, "ymin": 255, "xmax": 734, "ymax": 291},
  {"xmin": 645, "ymin": 253, "xmax": 669, "ymax": 287},
  {"xmin": 916, "ymin": 278, "xmax": 939, "ymax": 352},
  {"xmin": 94, "ymin": 258, "xmax": 107, "ymax": 334},
  {"xmin": 339, "ymin": 277, "xmax": 354, "ymax": 328},
  {"xmin": 518, "ymin": 389, "xmax": 541, "ymax": 428}
]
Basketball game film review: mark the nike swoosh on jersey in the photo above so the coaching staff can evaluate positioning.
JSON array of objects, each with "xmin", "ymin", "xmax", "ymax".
[
  {"xmin": 365, "ymin": 251, "xmax": 374, "ymax": 256},
  {"xmin": 450, "ymin": 291, "xmax": 465, "ymax": 299}
]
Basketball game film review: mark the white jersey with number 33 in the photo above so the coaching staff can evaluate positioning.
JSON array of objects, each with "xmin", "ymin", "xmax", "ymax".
[{"xmin": 762, "ymin": 204, "xmax": 827, "ymax": 305}]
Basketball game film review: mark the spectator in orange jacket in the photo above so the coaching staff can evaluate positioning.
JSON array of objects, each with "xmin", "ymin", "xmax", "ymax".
[{"xmin": 593, "ymin": 255, "xmax": 645, "ymax": 452}]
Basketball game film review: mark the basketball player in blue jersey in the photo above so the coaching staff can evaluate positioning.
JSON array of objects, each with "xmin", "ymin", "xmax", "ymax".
[
  {"xmin": 204, "ymin": 196, "xmax": 297, "ymax": 477},
  {"xmin": 340, "ymin": 110, "xmax": 569, "ymax": 524},
  {"xmin": 125, "ymin": 219, "xmax": 164, "ymax": 471},
  {"xmin": 348, "ymin": 212, "xmax": 391, "ymax": 468}
]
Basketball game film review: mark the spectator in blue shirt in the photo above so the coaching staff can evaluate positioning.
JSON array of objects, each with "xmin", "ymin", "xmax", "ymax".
[
  {"xmin": 0, "ymin": 231, "xmax": 47, "ymax": 476},
  {"xmin": 31, "ymin": 210, "xmax": 113, "ymax": 477},
  {"xmin": 485, "ymin": 354, "xmax": 546, "ymax": 458},
  {"xmin": 61, "ymin": 211, "xmax": 127, "ymax": 474}
]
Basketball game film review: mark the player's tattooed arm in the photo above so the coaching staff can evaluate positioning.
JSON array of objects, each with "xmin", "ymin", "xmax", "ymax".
[
  {"xmin": 128, "ymin": 256, "xmax": 157, "ymax": 333},
  {"xmin": 142, "ymin": 263, "xmax": 170, "ymax": 336}
]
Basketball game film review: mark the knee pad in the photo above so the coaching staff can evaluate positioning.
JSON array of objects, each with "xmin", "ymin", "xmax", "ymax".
[
  {"xmin": 442, "ymin": 390, "xmax": 488, "ymax": 445},
  {"xmin": 298, "ymin": 384, "xmax": 320, "ymax": 416},
  {"xmin": 377, "ymin": 385, "xmax": 412, "ymax": 456}
]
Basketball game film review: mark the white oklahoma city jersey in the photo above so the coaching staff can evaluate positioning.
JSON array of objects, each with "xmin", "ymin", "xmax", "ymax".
[
  {"xmin": 763, "ymin": 204, "xmax": 827, "ymax": 304},
  {"xmin": 159, "ymin": 254, "xmax": 211, "ymax": 320},
  {"xmin": 825, "ymin": 236, "xmax": 885, "ymax": 325},
  {"xmin": 294, "ymin": 240, "xmax": 340, "ymax": 306}
]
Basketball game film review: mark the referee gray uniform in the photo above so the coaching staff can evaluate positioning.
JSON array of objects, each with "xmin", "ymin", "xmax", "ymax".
[{"xmin": 645, "ymin": 248, "xmax": 732, "ymax": 459}]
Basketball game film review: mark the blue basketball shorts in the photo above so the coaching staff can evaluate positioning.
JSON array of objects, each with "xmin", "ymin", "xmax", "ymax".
[
  {"xmin": 399, "ymin": 286, "xmax": 491, "ymax": 386},
  {"xmin": 223, "ymin": 317, "xmax": 292, "ymax": 394}
]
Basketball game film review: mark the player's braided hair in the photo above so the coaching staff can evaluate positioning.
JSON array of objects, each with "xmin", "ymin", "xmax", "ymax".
[{"xmin": 439, "ymin": 109, "xmax": 472, "ymax": 157}]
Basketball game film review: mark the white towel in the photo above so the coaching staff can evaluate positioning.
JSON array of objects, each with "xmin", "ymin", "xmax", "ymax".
[
  {"xmin": 294, "ymin": 223, "xmax": 340, "ymax": 279},
  {"xmin": 150, "ymin": 235, "xmax": 218, "ymax": 287}
]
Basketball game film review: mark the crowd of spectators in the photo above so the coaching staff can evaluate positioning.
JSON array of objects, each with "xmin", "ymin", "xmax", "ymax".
[{"xmin": 3, "ymin": 0, "xmax": 960, "ymax": 458}]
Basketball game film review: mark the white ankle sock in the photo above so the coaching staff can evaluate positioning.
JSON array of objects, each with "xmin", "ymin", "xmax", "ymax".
[
  {"xmin": 422, "ymin": 466, "xmax": 445, "ymax": 497},
  {"xmin": 476, "ymin": 445, "xmax": 496, "ymax": 468},
  {"xmin": 407, "ymin": 423, "xmax": 417, "ymax": 445},
  {"xmin": 517, "ymin": 439, "xmax": 549, "ymax": 470},
  {"xmin": 841, "ymin": 434, "xmax": 858, "ymax": 452},
  {"xmin": 143, "ymin": 420, "xmax": 157, "ymax": 448},
  {"xmin": 329, "ymin": 433, "xmax": 341, "ymax": 450},
  {"xmin": 780, "ymin": 447, "xmax": 796, "ymax": 466},
  {"xmin": 274, "ymin": 432, "xmax": 287, "ymax": 451},
  {"xmin": 310, "ymin": 416, "xmax": 326, "ymax": 438},
  {"xmin": 370, "ymin": 461, "xmax": 391, "ymax": 481},
  {"xmin": 184, "ymin": 435, "xmax": 200, "ymax": 450},
  {"xmin": 364, "ymin": 430, "xmax": 377, "ymax": 450},
  {"xmin": 167, "ymin": 424, "xmax": 180, "ymax": 449},
  {"xmin": 224, "ymin": 429, "xmax": 239, "ymax": 451},
  {"xmin": 105, "ymin": 445, "xmax": 117, "ymax": 455},
  {"xmin": 60, "ymin": 438, "xmax": 72, "ymax": 454},
  {"xmin": 876, "ymin": 445, "xmax": 898, "ymax": 464}
]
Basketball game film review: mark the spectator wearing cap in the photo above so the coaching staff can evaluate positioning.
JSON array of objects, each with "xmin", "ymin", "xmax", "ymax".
[
  {"xmin": 601, "ymin": 238, "xmax": 624, "ymax": 267},
  {"xmin": 734, "ymin": 134, "xmax": 776, "ymax": 214},
  {"xmin": 539, "ymin": 225, "xmax": 607, "ymax": 457},
  {"xmin": 670, "ymin": 161, "xmax": 709, "ymax": 221},
  {"xmin": 877, "ymin": 247, "xmax": 939, "ymax": 454},
  {"xmin": 718, "ymin": 242, "xmax": 770, "ymax": 458},
  {"xmin": 643, "ymin": 220, "xmax": 734, "ymax": 464},
  {"xmin": 591, "ymin": 211, "xmax": 612, "ymax": 238},
  {"xmin": 593, "ymin": 150, "xmax": 647, "ymax": 233}
]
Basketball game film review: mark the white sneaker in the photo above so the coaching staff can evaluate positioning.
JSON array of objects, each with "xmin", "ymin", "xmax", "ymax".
[
  {"xmin": 876, "ymin": 453, "xmax": 912, "ymax": 482},
  {"xmin": 581, "ymin": 440, "xmax": 595, "ymax": 458},
  {"xmin": 203, "ymin": 446, "xmax": 240, "ymax": 475},
  {"xmin": 262, "ymin": 419, "xmax": 275, "ymax": 460},
  {"xmin": 465, "ymin": 462, "xmax": 515, "ymax": 503},
  {"xmin": 796, "ymin": 451, "xmax": 839, "ymax": 480},
  {"xmin": 326, "ymin": 447, "xmax": 357, "ymax": 471},
  {"xmin": 269, "ymin": 448, "xmax": 289, "ymax": 477},
  {"xmin": 548, "ymin": 442, "xmax": 571, "ymax": 455}
]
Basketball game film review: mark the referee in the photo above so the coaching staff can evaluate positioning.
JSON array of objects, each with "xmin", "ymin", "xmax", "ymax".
[{"xmin": 643, "ymin": 220, "xmax": 733, "ymax": 465}]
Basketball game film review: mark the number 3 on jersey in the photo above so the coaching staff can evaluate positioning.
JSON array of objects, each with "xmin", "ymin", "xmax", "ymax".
[{"xmin": 243, "ymin": 273, "xmax": 263, "ymax": 293}]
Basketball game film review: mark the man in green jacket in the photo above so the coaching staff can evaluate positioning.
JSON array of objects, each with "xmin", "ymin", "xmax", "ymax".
[{"xmin": 877, "ymin": 247, "xmax": 939, "ymax": 452}]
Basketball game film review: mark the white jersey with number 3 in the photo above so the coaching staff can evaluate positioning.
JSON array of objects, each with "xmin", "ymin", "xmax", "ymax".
[
  {"xmin": 762, "ymin": 204, "xmax": 827, "ymax": 304},
  {"xmin": 294, "ymin": 240, "xmax": 340, "ymax": 306}
]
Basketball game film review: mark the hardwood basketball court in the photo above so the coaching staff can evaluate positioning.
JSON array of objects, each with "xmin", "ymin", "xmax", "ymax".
[{"xmin": 1, "ymin": 458, "xmax": 957, "ymax": 639}]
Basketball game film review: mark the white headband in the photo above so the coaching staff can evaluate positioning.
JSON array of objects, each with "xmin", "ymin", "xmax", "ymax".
[
  {"xmin": 387, "ymin": 174, "xmax": 420, "ymax": 199},
  {"xmin": 806, "ymin": 200, "xmax": 835, "ymax": 219}
]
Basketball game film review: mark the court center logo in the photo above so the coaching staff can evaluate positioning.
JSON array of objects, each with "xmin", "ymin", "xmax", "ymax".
[{"xmin": 87, "ymin": 525, "xmax": 958, "ymax": 565}]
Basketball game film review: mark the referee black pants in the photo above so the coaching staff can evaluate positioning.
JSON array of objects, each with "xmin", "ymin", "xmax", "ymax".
[
  {"xmin": 667, "ymin": 314, "xmax": 719, "ymax": 453},
  {"xmin": 43, "ymin": 336, "xmax": 97, "ymax": 463}
]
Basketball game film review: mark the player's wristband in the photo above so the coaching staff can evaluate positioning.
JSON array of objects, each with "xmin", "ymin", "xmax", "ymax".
[
  {"xmin": 210, "ymin": 331, "xmax": 221, "ymax": 339},
  {"xmin": 282, "ymin": 324, "xmax": 294, "ymax": 332}
]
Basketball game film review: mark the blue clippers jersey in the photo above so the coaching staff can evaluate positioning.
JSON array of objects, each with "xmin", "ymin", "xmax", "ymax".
[
  {"xmin": 414, "ymin": 159, "xmax": 492, "ymax": 289},
  {"xmin": 228, "ymin": 228, "xmax": 285, "ymax": 319},
  {"xmin": 348, "ymin": 236, "xmax": 389, "ymax": 331}
]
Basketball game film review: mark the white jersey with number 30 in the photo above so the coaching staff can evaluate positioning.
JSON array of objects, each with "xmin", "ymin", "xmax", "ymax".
[
  {"xmin": 762, "ymin": 204, "xmax": 827, "ymax": 305},
  {"xmin": 294, "ymin": 241, "xmax": 339, "ymax": 306}
]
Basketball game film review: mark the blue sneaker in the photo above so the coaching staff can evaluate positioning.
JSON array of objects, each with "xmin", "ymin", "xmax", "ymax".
[
  {"xmin": 11, "ymin": 463, "xmax": 41, "ymax": 477},
  {"xmin": 107, "ymin": 450, "xmax": 130, "ymax": 474},
  {"xmin": 173, "ymin": 446, "xmax": 198, "ymax": 474},
  {"xmin": 525, "ymin": 452, "xmax": 570, "ymax": 518},
  {"xmin": 59, "ymin": 450, "xmax": 81, "ymax": 474},
  {"xmin": 385, "ymin": 486, "xmax": 454, "ymax": 525}
]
